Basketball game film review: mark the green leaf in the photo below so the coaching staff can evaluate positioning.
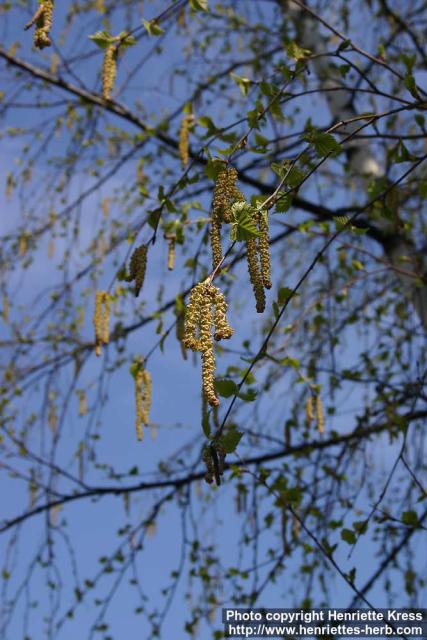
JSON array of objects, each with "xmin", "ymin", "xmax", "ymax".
[
  {"xmin": 215, "ymin": 379, "xmax": 238, "ymax": 398},
  {"xmin": 88, "ymin": 31, "xmax": 115, "ymax": 49},
  {"xmin": 404, "ymin": 74, "xmax": 420, "ymax": 100},
  {"xmin": 230, "ymin": 73, "xmax": 251, "ymax": 97},
  {"xmin": 142, "ymin": 19, "xmax": 165, "ymax": 36},
  {"xmin": 275, "ymin": 192, "xmax": 293, "ymax": 213},
  {"xmin": 402, "ymin": 510, "xmax": 419, "ymax": 527},
  {"xmin": 341, "ymin": 528, "xmax": 357, "ymax": 545},
  {"xmin": 189, "ymin": 0, "xmax": 208, "ymax": 11},
  {"xmin": 220, "ymin": 427, "xmax": 243, "ymax": 454},
  {"xmin": 337, "ymin": 38, "xmax": 351, "ymax": 52},
  {"xmin": 277, "ymin": 287, "xmax": 297, "ymax": 304},
  {"xmin": 230, "ymin": 202, "xmax": 259, "ymax": 241},
  {"xmin": 287, "ymin": 41, "xmax": 310, "ymax": 61},
  {"xmin": 306, "ymin": 131, "xmax": 341, "ymax": 158}
]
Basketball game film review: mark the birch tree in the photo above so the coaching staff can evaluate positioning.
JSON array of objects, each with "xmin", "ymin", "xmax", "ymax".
[{"xmin": 0, "ymin": 1, "xmax": 426, "ymax": 638}]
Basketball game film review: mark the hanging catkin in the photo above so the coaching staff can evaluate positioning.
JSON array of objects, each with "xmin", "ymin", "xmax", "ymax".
[
  {"xmin": 305, "ymin": 396, "xmax": 314, "ymax": 424},
  {"xmin": 93, "ymin": 290, "xmax": 110, "ymax": 356},
  {"xmin": 316, "ymin": 395, "xmax": 325, "ymax": 434},
  {"xmin": 199, "ymin": 290, "xmax": 218, "ymax": 406},
  {"xmin": 258, "ymin": 210, "xmax": 272, "ymax": 290},
  {"xmin": 125, "ymin": 244, "xmax": 148, "ymax": 297},
  {"xmin": 25, "ymin": 1, "xmax": 54, "ymax": 49},
  {"xmin": 165, "ymin": 235, "xmax": 176, "ymax": 271},
  {"xmin": 179, "ymin": 115, "xmax": 192, "ymax": 168},
  {"xmin": 141, "ymin": 369, "xmax": 152, "ymax": 426},
  {"xmin": 175, "ymin": 297, "xmax": 187, "ymax": 360},
  {"xmin": 210, "ymin": 166, "xmax": 245, "ymax": 271},
  {"xmin": 133, "ymin": 361, "xmax": 151, "ymax": 441},
  {"xmin": 183, "ymin": 282, "xmax": 233, "ymax": 407},
  {"xmin": 212, "ymin": 287, "xmax": 233, "ymax": 340},
  {"xmin": 246, "ymin": 235, "xmax": 265, "ymax": 313},
  {"xmin": 102, "ymin": 44, "xmax": 117, "ymax": 100}
]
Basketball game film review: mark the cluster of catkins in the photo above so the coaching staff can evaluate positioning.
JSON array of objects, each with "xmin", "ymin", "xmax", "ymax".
[
  {"xmin": 133, "ymin": 360, "xmax": 152, "ymax": 441},
  {"xmin": 93, "ymin": 290, "xmax": 110, "ymax": 356},
  {"xmin": 124, "ymin": 244, "xmax": 148, "ymax": 297},
  {"xmin": 305, "ymin": 394, "xmax": 325, "ymax": 434},
  {"xmin": 211, "ymin": 165, "xmax": 271, "ymax": 313},
  {"xmin": 102, "ymin": 44, "xmax": 118, "ymax": 100},
  {"xmin": 183, "ymin": 282, "xmax": 233, "ymax": 407},
  {"xmin": 25, "ymin": 1, "xmax": 54, "ymax": 49}
]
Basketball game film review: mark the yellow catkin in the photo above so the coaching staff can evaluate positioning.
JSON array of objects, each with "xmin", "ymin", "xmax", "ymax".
[
  {"xmin": 210, "ymin": 166, "xmax": 244, "ymax": 271},
  {"xmin": 93, "ymin": 290, "xmax": 109, "ymax": 356},
  {"xmin": 102, "ymin": 45, "xmax": 117, "ymax": 100},
  {"xmin": 133, "ymin": 361, "xmax": 151, "ymax": 440},
  {"xmin": 210, "ymin": 214, "xmax": 223, "ymax": 272},
  {"xmin": 78, "ymin": 390, "xmax": 88, "ymax": 417},
  {"xmin": 101, "ymin": 292, "xmax": 110, "ymax": 345},
  {"xmin": 50, "ymin": 53, "xmax": 58, "ymax": 75},
  {"xmin": 2, "ymin": 296, "xmax": 9, "ymax": 324},
  {"xmin": 179, "ymin": 115, "xmax": 191, "ymax": 168},
  {"xmin": 166, "ymin": 235, "xmax": 176, "ymax": 271},
  {"xmin": 246, "ymin": 237, "xmax": 265, "ymax": 313},
  {"xmin": 292, "ymin": 511, "xmax": 300, "ymax": 540},
  {"xmin": 141, "ymin": 369, "xmax": 151, "ymax": 426},
  {"xmin": 34, "ymin": 1, "xmax": 54, "ymax": 49},
  {"xmin": 47, "ymin": 239, "xmax": 55, "ymax": 258},
  {"xmin": 184, "ymin": 283, "xmax": 233, "ymax": 407},
  {"xmin": 101, "ymin": 197, "xmax": 110, "ymax": 218},
  {"xmin": 316, "ymin": 395, "xmax": 325, "ymax": 434},
  {"xmin": 258, "ymin": 210, "xmax": 272, "ymax": 289},
  {"xmin": 305, "ymin": 396, "xmax": 314, "ymax": 424},
  {"xmin": 175, "ymin": 304, "xmax": 187, "ymax": 360},
  {"xmin": 126, "ymin": 244, "xmax": 148, "ymax": 297},
  {"xmin": 134, "ymin": 368, "xmax": 144, "ymax": 441},
  {"xmin": 95, "ymin": 0, "xmax": 105, "ymax": 13},
  {"xmin": 212, "ymin": 287, "xmax": 233, "ymax": 341},
  {"xmin": 182, "ymin": 282, "xmax": 205, "ymax": 352},
  {"xmin": 200, "ymin": 293, "xmax": 218, "ymax": 407},
  {"xmin": 18, "ymin": 235, "xmax": 28, "ymax": 257}
]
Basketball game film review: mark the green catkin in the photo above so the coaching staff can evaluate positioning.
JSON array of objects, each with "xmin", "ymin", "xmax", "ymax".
[
  {"xmin": 126, "ymin": 244, "xmax": 148, "ymax": 297},
  {"xmin": 102, "ymin": 45, "xmax": 117, "ymax": 100},
  {"xmin": 246, "ymin": 236, "xmax": 265, "ymax": 313},
  {"xmin": 258, "ymin": 210, "xmax": 272, "ymax": 289}
]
